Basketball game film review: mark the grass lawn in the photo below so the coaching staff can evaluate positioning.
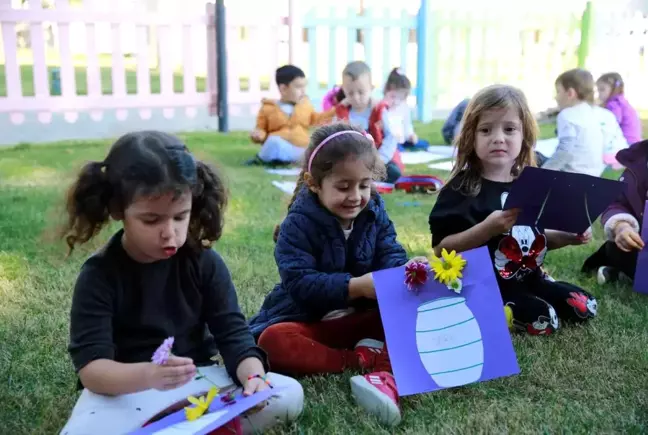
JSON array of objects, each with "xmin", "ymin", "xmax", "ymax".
[{"xmin": 0, "ymin": 121, "xmax": 647, "ymax": 434}]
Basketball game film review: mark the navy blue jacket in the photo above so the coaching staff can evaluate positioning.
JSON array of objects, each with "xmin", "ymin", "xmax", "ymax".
[{"xmin": 248, "ymin": 188, "xmax": 408, "ymax": 338}]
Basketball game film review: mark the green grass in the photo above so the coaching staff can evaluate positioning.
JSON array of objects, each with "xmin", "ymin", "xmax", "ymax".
[{"xmin": 1, "ymin": 121, "xmax": 647, "ymax": 434}]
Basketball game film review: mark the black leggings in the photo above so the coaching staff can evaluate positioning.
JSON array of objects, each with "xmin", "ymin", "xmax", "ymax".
[
  {"xmin": 582, "ymin": 240, "xmax": 637, "ymax": 279},
  {"xmin": 500, "ymin": 275, "xmax": 597, "ymax": 335}
]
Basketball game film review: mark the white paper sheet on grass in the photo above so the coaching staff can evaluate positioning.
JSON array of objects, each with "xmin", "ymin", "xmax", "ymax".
[
  {"xmin": 400, "ymin": 151, "xmax": 448, "ymax": 165},
  {"xmin": 265, "ymin": 168, "xmax": 301, "ymax": 176},
  {"xmin": 428, "ymin": 160, "xmax": 455, "ymax": 171},
  {"xmin": 426, "ymin": 145, "xmax": 456, "ymax": 157},
  {"xmin": 535, "ymin": 137, "xmax": 559, "ymax": 158},
  {"xmin": 272, "ymin": 180, "xmax": 297, "ymax": 194}
]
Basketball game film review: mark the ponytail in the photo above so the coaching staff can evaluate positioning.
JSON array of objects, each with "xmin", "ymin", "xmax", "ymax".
[
  {"xmin": 188, "ymin": 160, "xmax": 228, "ymax": 251},
  {"xmin": 272, "ymin": 171, "xmax": 306, "ymax": 243},
  {"xmin": 61, "ymin": 161, "xmax": 112, "ymax": 254}
]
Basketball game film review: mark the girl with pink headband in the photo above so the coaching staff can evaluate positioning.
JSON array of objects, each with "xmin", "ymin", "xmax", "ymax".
[{"xmin": 249, "ymin": 123, "xmax": 427, "ymax": 427}]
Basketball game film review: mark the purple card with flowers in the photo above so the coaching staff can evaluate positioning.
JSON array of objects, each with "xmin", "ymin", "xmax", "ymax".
[
  {"xmin": 633, "ymin": 202, "xmax": 648, "ymax": 294},
  {"xmin": 373, "ymin": 246, "xmax": 520, "ymax": 396},
  {"xmin": 129, "ymin": 386, "xmax": 284, "ymax": 435}
]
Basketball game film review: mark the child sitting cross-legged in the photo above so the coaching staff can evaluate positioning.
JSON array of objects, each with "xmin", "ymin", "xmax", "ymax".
[
  {"xmin": 59, "ymin": 131, "xmax": 303, "ymax": 435},
  {"xmin": 249, "ymin": 123, "xmax": 427, "ymax": 427},
  {"xmin": 429, "ymin": 85, "xmax": 598, "ymax": 336},
  {"xmin": 246, "ymin": 65, "xmax": 336, "ymax": 167}
]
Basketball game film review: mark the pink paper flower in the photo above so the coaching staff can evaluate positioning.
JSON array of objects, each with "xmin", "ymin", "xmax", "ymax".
[
  {"xmin": 405, "ymin": 261, "xmax": 429, "ymax": 293},
  {"xmin": 152, "ymin": 336, "xmax": 174, "ymax": 365}
]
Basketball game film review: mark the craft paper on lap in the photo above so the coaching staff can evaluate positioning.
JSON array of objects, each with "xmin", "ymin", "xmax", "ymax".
[
  {"xmin": 503, "ymin": 167, "xmax": 624, "ymax": 234},
  {"xmin": 61, "ymin": 366, "xmax": 234, "ymax": 435},
  {"xmin": 373, "ymin": 246, "xmax": 519, "ymax": 396},
  {"xmin": 633, "ymin": 201, "xmax": 648, "ymax": 294},
  {"xmin": 130, "ymin": 386, "xmax": 284, "ymax": 435}
]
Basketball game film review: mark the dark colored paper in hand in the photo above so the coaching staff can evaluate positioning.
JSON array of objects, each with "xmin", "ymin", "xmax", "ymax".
[
  {"xmin": 633, "ymin": 202, "xmax": 648, "ymax": 294},
  {"xmin": 504, "ymin": 167, "xmax": 625, "ymax": 234}
]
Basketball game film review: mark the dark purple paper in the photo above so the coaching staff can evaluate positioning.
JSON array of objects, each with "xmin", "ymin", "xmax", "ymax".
[
  {"xmin": 130, "ymin": 386, "xmax": 284, "ymax": 435},
  {"xmin": 633, "ymin": 202, "xmax": 648, "ymax": 294},
  {"xmin": 503, "ymin": 167, "xmax": 624, "ymax": 234},
  {"xmin": 373, "ymin": 246, "xmax": 519, "ymax": 397}
]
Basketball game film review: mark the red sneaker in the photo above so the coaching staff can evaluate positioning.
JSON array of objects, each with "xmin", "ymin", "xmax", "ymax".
[
  {"xmin": 350, "ymin": 371, "xmax": 401, "ymax": 427},
  {"xmin": 354, "ymin": 339, "xmax": 392, "ymax": 372}
]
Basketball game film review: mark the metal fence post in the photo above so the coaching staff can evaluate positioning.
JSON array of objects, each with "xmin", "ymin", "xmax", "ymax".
[{"xmin": 216, "ymin": 0, "xmax": 228, "ymax": 132}]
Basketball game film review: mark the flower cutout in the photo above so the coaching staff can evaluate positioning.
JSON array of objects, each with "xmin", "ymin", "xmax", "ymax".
[
  {"xmin": 405, "ymin": 261, "xmax": 429, "ymax": 293},
  {"xmin": 151, "ymin": 336, "xmax": 174, "ymax": 365},
  {"xmin": 185, "ymin": 386, "xmax": 219, "ymax": 421},
  {"xmin": 221, "ymin": 390, "xmax": 237, "ymax": 406},
  {"xmin": 430, "ymin": 249, "xmax": 467, "ymax": 293}
]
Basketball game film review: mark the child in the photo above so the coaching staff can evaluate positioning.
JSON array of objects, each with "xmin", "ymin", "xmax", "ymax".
[
  {"xmin": 442, "ymin": 98, "xmax": 470, "ymax": 145},
  {"xmin": 247, "ymin": 65, "xmax": 335, "ymax": 166},
  {"xmin": 597, "ymin": 72, "xmax": 642, "ymax": 145},
  {"xmin": 368, "ymin": 68, "xmax": 427, "ymax": 183},
  {"xmin": 59, "ymin": 131, "xmax": 303, "ymax": 434},
  {"xmin": 582, "ymin": 139, "xmax": 648, "ymax": 284},
  {"xmin": 249, "ymin": 123, "xmax": 425, "ymax": 427},
  {"xmin": 330, "ymin": 60, "xmax": 374, "ymax": 130},
  {"xmin": 541, "ymin": 68, "xmax": 605, "ymax": 177},
  {"xmin": 428, "ymin": 84, "xmax": 598, "ymax": 336}
]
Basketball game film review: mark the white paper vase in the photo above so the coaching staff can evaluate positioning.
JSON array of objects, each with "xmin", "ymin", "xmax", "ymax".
[{"xmin": 416, "ymin": 296, "xmax": 484, "ymax": 388}]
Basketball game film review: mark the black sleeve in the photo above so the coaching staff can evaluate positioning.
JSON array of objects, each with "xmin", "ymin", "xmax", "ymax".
[
  {"xmin": 200, "ymin": 249, "xmax": 269, "ymax": 383},
  {"xmin": 68, "ymin": 263, "xmax": 116, "ymax": 373},
  {"xmin": 428, "ymin": 185, "xmax": 473, "ymax": 247}
]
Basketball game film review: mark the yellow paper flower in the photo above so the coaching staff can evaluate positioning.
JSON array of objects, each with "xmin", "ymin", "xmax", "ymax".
[
  {"xmin": 429, "ymin": 249, "xmax": 467, "ymax": 286},
  {"xmin": 184, "ymin": 386, "xmax": 219, "ymax": 421},
  {"xmin": 504, "ymin": 305, "xmax": 514, "ymax": 330}
]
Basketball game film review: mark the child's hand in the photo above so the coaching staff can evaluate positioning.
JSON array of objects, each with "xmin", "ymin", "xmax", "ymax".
[
  {"xmin": 250, "ymin": 129, "xmax": 265, "ymax": 142},
  {"xmin": 484, "ymin": 209, "xmax": 520, "ymax": 237},
  {"xmin": 243, "ymin": 374, "xmax": 271, "ymax": 396},
  {"xmin": 574, "ymin": 227, "xmax": 593, "ymax": 245},
  {"xmin": 147, "ymin": 356, "xmax": 196, "ymax": 391},
  {"xmin": 615, "ymin": 223, "xmax": 644, "ymax": 252},
  {"xmin": 408, "ymin": 133, "xmax": 418, "ymax": 143}
]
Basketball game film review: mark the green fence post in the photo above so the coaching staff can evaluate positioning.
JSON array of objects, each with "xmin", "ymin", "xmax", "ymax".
[{"xmin": 577, "ymin": 1, "xmax": 592, "ymax": 68}]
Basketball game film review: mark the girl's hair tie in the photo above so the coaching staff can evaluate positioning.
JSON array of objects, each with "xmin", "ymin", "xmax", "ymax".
[{"xmin": 307, "ymin": 130, "xmax": 373, "ymax": 172}]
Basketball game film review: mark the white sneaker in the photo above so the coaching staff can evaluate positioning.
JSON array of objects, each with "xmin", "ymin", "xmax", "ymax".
[{"xmin": 350, "ymin": 371, "xmax": 401, "ymax": 427}]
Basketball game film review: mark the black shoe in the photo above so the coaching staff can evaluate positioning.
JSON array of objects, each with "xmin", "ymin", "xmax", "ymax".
[
  {"xmin": 597, "ymin": 266, "xmax": 619, "ymax": 285},
  {"xmin": 244, "ymin": 155, "xmax": 264, "ymax": 166}
]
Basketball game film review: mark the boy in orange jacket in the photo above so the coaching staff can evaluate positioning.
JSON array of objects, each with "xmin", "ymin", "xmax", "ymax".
[{"xmin": 246, "ymin": 65, "xmax": 336, "ymax": 166}]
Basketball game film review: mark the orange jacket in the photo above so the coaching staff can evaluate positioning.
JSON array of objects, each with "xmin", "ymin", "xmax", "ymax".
[{"xmin": 252, "ymin": 98, "xmax": 335, "ymax": 148}]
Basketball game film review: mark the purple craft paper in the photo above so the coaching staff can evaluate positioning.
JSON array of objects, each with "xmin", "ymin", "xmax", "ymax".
[
  {"xmin": 373, "ymin": 246, "xmax": 519, "ymax": 397},
  {"xmin": 503, "ymin": 167, "xmax": 624, "ymax": 234},
  {"xmin": 633, "ymin": 202, "xmax": 648, "ymax": 294},
  {"xmin": 130, "ymin": 386, "xmax": 284, "ymax": 435}
]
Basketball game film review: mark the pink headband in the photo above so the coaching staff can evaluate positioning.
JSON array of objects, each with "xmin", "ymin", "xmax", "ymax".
[{"xmin": 307, "ymin": 130, "xmax": 373, "ymax": 172}]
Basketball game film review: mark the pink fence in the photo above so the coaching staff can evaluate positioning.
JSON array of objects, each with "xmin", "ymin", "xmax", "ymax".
[{"xmin": 0, "ymin": 0, "xmax": 288, "ymax": 144}]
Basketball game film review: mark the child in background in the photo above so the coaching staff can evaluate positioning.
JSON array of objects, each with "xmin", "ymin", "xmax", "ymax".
[
  {"xmin": 597, "ymin": 72, "xmax": 642, "ymax": 145},
  {"xmin": 582, "ymin": 139, "xmax": 648, "ymax": 284},
  {"xmin": 60, "ymin": 131, "xmax": 303, "ymax": 434},
  {"xmin": 331, "ymin": 61, "xmax": 375, "ymax": 130},
  {"xmin": 541, "ymin": 68, "xmax": 605, "ymax": 177},
  {"xmin": 442, "ymin": 98, "xmax": 470, "ymax": 145},
  {"xmin": 247, "ymin": 65, "xmax": 335, "ymax": 166},
  {"xmin": 428, "ymin": 85, "xmax": 597, "ymax": 336},
  {"xmin": 368, "ymin": 68, "xmax": 428, "ymax": 183},
  {"xmin": 250, "ymin": 123, "xmax": 427, "ymax": 427}
]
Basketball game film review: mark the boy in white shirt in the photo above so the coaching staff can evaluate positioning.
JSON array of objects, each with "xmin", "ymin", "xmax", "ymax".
[{"xmin": 542, "ymin": 68, "xmax": 605, "ymax": 177}]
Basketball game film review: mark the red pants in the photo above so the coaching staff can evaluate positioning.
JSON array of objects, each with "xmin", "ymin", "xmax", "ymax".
[{"xmin": 257, "ymin": 310, "xmax": 385, "ymax": 376}]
